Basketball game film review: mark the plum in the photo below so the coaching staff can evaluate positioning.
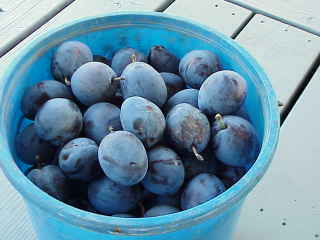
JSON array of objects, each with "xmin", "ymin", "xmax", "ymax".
[
  {"xmin": 166, "ymin": 103, "xmax": 210, "ymax": 161},
  {"xmin": 179, "ymin": 50, "xmax": 219, "ymax": 88},
  {"xmin": 212, "ymin": 114, "xmax": 259, "ymax": 167},
  {"xmin": 198, "ymin": 70, "xmax": 247, "ymax": 115},
  {"xmin": 120, "ymin": 96, "xmax": 165, "ymax": 148},
  {"xmin": 88, "ymin": 177, "xmax": 141, "ymax": 215},
  {"xmin": 144, "ymin": 205, "xmax": 179, "ymax": 217},
  {"xmin": 71, "ymin": 62, "xmax": 119, "ymax": 106},
  {"xmin": 51, "ymin": 41, "xmax": 92, "ymax": 83},
  {"xmin": 181, "ymin": 173, "xmax": 225, "ymax": 210},
  {"xmin": 149, "ymin": 45, "xmax": 179, "ymax": 74},
  {"xmin": 165, "ymin": 89, "xmax": 199, "ymax": 112},
  {"xmin": 59, "ymin": 138, "xmax": 100, "ymax": 182},
  {"xmin": 142, "ymin": 146, "xmax": 185, "ymax": 195},
  {"xmin": 34, "ymin": 98, "xmax": 83, "ymax": 146},
  {"xmin": 98, "ymin": 131, "xmax": 148, "ymax": 186},
  {"xmin": 120, "ymin": 62, "xmax": 167, "ymax": 107},
  {"xmin": 83, "ymin": 102, "xmax": 121, "ymax": 144},
  {"xmin": 21, "ymin": 80, "xmax": 73, "ymax": 120},
  {"xmin": 160, "ymin": 72, "xmax": 185, "ymax": 98},
  {"xmin": 111, "ymin": 48, "xmax": 146, "ymax": 75}
]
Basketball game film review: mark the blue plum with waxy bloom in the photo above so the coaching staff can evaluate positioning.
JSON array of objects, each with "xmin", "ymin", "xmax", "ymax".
[
  {"xmin": 212, "ymin": 115, "xmax": 259, "ymax": 167},
  {"xmin": 120, "ymin": 96, "xmax": 165, "ymax": 148},
  {"xmin": 88, "ymin": 176, "xmax": 141, "ymax": 215},
  {"xmin": 179, "ymin": 50, "xmax": 219, "ymax": 89},
  {"xmin": 199, "ymin": 70, "xmax": 247, "ymax": 115},
  {"xmin": 98, "ymin": 131, "xmax": 148, "ymax": 186}
]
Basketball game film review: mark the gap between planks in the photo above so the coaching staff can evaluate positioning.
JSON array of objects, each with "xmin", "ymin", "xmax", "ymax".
[
  {"xmin": 225, "ymin": 0, "xmax": 320, "ymax": 37},
  {"xmin": 280, "ymin": 54, "xmax": 320, "ymax": 125},
  {"xmin": 0, "ymin": 0, "xmax": 76, "ymax": 58}
]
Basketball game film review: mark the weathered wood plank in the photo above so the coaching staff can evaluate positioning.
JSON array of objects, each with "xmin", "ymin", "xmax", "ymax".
[
  {"xmin": 226, "ymin": 0, "xmax": 320, "ymax": 36},
  {"xmin": 0, "ymin": 0, "xmax": 74, "ymax": 56},
  {"xmin": 165, "ymin": 0, "xmax": 252, "ymax": 37},
  {"xmin": 0, "ymin": 1, "xmax": 173, "ymax": 239},
  {"xmin": 235, "ymin": 68, "xmax": 320, "ymax": 239},
  {"xmin": 236, "ymin": 15, "xmax": 320, "ymax": 112},
  {"xmin": 0, "ymin": 0, "xmax": 173, "ymax": 68},
  {"xmin": 0, "ymin": 169, "xmax": 36, "ymax": 240}
]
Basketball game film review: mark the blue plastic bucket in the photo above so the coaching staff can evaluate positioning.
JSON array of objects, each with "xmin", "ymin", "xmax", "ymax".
[{"xmin": 0, "ymin": 12, "xmax": 279, "ymax": 240}]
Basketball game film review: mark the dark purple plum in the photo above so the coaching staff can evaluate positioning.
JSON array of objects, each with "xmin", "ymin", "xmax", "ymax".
[
  {"xmin": 179, "ymin": 50, "xmax": 219, "ymax": 89},
  {"xmin": 65, "ymin": 180, "xmax": 98, "ymax": 212},
  {"xmin": 93, "ymin": 55, "xmax": 111, "ymax": 66},
  {"xmin": 71, "ymin": 62, "xmax": 118, "ymax": 106},
  {"xmin": 233, "ymin": 105, "xmax": 251, "ymax": 122},
  {"xmin": 181, "ymin": 173, "xmax": 225, "ymax": 210},
  {"xmin": 88, "ymin": 177, "xmax": 141, "ymax": 215},
  {"xmin": 142, "ymin": 146, "xmax": 185, "ymax": 195},
  {"xmin": 21, "ymin": 80, "xmax": 73, "ymax": 120},
  {"xmin": 120, "ymin": 96, "xmax": 165, "ymax": 148},
  {"xmin": 98, "ymin": 131, "xmax": 148, "ymax": 186},
  {"xmin": 160, "ymin": 72, "xmax": 185, "ymax": 98},
  {"xmin": 212, "ymin": 115, "xmax": 259, "ymax": 167},
  {"xmin": 199, "ymin": 70, "xmax": 247, "ymax": 115},
  {"xmin": 15, "ymin": 124, "xmax": 56, "ymax": 165},
  {"xmin": 59, "ymin": 138, "xmax": 100, "ymax": 182},
  {"xmin": 218, "ymin": 165, "xmax": 247, "ymax": 188},
  {"xmin": 27, "ymin": 165, "xmax": 68, "ymax": 201},
  {"xmin": 182, "ymin": 148, "xmax": 218, "ymax": 180},
  {"xmin": 51, "ymin": 41, "xmax": 93, "ymax": 83},
  {"xmin": 112, "ymin": 213, "xmax": 134, "ymax": 218},
  {"xmin": 143, "ymin": 192, "xmax": 181, "ymax": 209},
  {"xmin": 144, "ymin": 205, "xmax": 179, "ymax": 217},
  {"xmin": 165, "ymin": 89, "xmax": 199, "ymax": 113},
  {"xmin": 83, "ymin": 102, "xmax": 121, "ymax": 144},
  {"xmin": 166, "ymin": 103, "xmax": 210, "ymax": 161},
  {"xmin": 111, "ymin": 48, "xmax": 146, "ymax": 76},
  {"xmin": 149, "ymin": 46, "xmax": 179, "ymax": 74},
  {"xmin": 120, "ymin": 62, "xmax": 167, "ymax": 107},
  {"xmin": 34, "ymin": 98, "xmax": 83, "ymax": 146}
]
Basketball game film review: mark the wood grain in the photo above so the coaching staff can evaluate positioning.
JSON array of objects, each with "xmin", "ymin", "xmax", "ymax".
[
  {"xmin": 0, "ymin": 0, "xmax": 74, "ymax": 56},
  {"xmin": 236, "ymin": 15, "xmax": 320, "ymax": 112},
  {"xmin": 235, "ymin": 68, "xmax": 320, "ymax": 240}
]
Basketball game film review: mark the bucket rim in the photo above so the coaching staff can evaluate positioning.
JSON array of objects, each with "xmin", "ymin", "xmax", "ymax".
[{"xmin": 0, "ymin": 12, "xmax": 280, "ymax": 236}]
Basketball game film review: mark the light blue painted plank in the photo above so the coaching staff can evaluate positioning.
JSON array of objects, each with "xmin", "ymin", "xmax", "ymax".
[
  {"xmin": 165, "ymin": 0, "xmax": 252, "ymax": 37},
  {"xmin": 0, "ymin": 1, "xmax": 173, "ymax": 239},
  {"xmin": 236, "ymin": 68, "xmax": 320, "ymax": 239},
  {"xmin": 226, "ymin": 0, "xmax": 320, "ymax": 36},
  {"xmin": 236, "ymin": 14, "xmax": 320, "ymax": 111},
  {"xmin": 0, "ymin": 0, "xmax": 74, "ymax": 56}
]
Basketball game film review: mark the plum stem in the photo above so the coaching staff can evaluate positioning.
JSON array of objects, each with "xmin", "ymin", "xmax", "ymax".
[
  {"xmin": 130, "ymin": 54, "xmax": 137, "ymax": 63},
  {"xmin": 192, "ymin": 146, "xmax": 204, "ymax": 161},
  {"xmin": 112, "ymin": 76, "xmax": 125, "ymax": 81},
  {"xmin": 278, "ymin": 100, "xmax": 284, "ymax": 107},
  {"xmin": 64, "ymin": 77, "xmax": 71, "ymax": 86},
  {"xmin": 215, "ymin": 113, "xmax": 227, "ymax": 130},
  {"xmin": 108, "ymin": 126, "xmax": 114, "ymax": 133}
]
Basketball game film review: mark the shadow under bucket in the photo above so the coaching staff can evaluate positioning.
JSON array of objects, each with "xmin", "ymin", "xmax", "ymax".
[{"xmin": 0, "ymin": 12, "xmax": 280, "ymax": 240}]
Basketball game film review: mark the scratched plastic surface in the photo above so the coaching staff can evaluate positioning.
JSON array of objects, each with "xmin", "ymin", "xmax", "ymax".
[{"xmin": 0, "ymin": 13, "xmax": 280, "ymax": 240}]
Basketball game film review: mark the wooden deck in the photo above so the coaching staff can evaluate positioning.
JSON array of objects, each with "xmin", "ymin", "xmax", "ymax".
[{"xmin": 0, "ymin": 0, "xmax": 319, "ymax": 239}]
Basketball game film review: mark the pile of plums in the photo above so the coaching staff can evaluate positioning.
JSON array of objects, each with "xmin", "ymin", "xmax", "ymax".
[{"xmin": 16, "ymin": 41, "xmax": 260, "ymax": 217}]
